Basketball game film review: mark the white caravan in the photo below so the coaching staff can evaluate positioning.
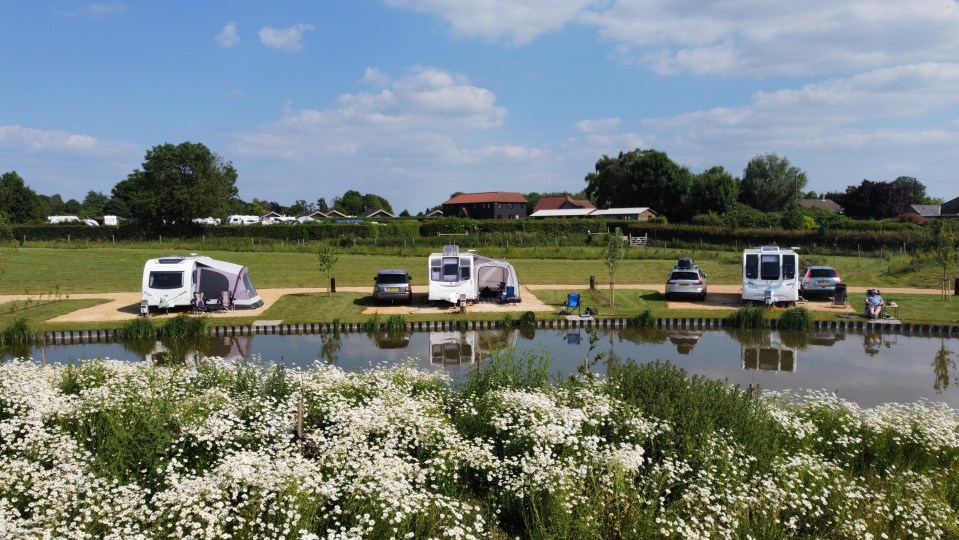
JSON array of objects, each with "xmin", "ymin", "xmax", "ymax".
[
  {"xmin": 226, "ymin": 215, "xmax": 261, "ymax": 225},
  {"xmin": 140, "ymin": 254, "xmax": 264, "ymax": 314},
  {"xmin": 427, "ymin": 245, "xmax": 521, "ymax": 304},
  {"xmin": 47, "ymin": 215, "xmax": 80, "ymax": 224},
  {"xmin": 741, "ymin": 246, "xmax": 800, "ymax": 306}
]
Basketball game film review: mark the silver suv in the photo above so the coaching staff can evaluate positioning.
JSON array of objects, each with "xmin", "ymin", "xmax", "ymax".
[
  {"xmin": 800, "ymin": 266, "xmax": 841, "ymax": 298},
  {"xmin": 664, "ymin": 259, "xmax": 707, "ymax": 301},
  {"xmin": 373, "ymin": 269, "xmax": 413, "ymax": 305}
]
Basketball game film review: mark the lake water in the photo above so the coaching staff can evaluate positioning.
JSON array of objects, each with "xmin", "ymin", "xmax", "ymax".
[{"xmin": 7, "ymin": 327, "xmax": 958, "ymax": 408}]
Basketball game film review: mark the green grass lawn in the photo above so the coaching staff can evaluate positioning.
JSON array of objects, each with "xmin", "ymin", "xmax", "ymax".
[
  {"xmin": 2, "ymin": 246, "xmax": 958, "ymax": 328},
  {"xmin": 0, "ymin": 299, "xmax": 110, "ymax": 331}
]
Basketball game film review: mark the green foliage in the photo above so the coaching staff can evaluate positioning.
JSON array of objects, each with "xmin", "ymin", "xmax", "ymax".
[
  {"xmin": 778, "ymin": 306, "xmax": 813, "ymax": 330},
  {"xmin": 118, "ymin": 316, "xmax": 157, "ymax": 341},
  {"xmin": 781, "ymin": 203, "xmax": 806, "ymax": 230},
  {"xmin": 1, "ymin": 317, "xmax": 34, "ymax": 346},
  {"xmin": 605, "ymin": 360, "xmax": 783, "ymax": 464},
  {"xmin": 159, "ymin": 314, "xmax": 207, "ymax": 341},
  {"xmin": 585, "ymin": 148, "xmax": 694, "ymax": 221},
  {"xmin": 112, "ymin": 142, "xmax": 238, "ymax": 233},
  {"xmin": 726, "ymin": 304, "xmax": 766, "ymax": 328},
  {"xmin": 604, "ymin": 227, "xmax": 627, "ymax": 307},
  {"xmin": 365, "ymin": 313, "xmax": 381, "ymax": 330},
  {"xmin": 517, "ymin": 310, "xmax": 536, "ymax": 328},
  {"xmin": 740, "ymin": 152, "xmax": 808, "ymax": 213},
  {"xmin": 385, "ymin": 314, "xmax": 406, "ymax": 331},
  {"xmin": 0, "ymin": 171, "xmax": 44, "ymax": 224},
  {"xmin": 157, "ymin": 315, "xmax": 208, "ymax": 363},
  {"xmin": 316, "ymin": 242, "xmax": 339, "ymax": 296},
  {"xmin": 630, "ymin": 308, "xmax": 656, "ymax": 327},
  {"xmin": 456, "ymin": 346, "xmax": 552, "ymax": 397}
]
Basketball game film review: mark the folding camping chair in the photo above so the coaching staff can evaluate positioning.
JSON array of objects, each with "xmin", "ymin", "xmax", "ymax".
[
  {"xmin": 563, "ymin": 293, "xmax": 581, "ymax": 316},
  {"xmin": 220, "ymin": 290, "xmax": 234, "ymax": 312},
  {"xmin": 193, "ymin": 292, "xmax": 206, "ymax": 313}
]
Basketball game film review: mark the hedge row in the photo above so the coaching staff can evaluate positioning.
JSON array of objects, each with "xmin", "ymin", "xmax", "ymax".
[{"xmin": 12, "ymin": 218, "xmax": 954, "ymax": 252}]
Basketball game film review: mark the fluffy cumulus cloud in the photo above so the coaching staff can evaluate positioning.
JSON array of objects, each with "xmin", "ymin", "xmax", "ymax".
[
  {"xmin": 390, "ymin": 0, "xmax": 959, "ymax": 76},
  {"xmin": 229, "ymin": 66, "xmax": 508, "ymax": 159},
  {"xmin": 258, "ymin": 23, "xmax": 314, "ymax": 52},
  {"xmin": 215, "ymin": 22, "xmax": 240, "ymax": 48},
  {"xmin": 0, "ymin": 125, "xmax": 142, "ymax": 195},
  {"xmin": 225, "ymin": 67, "xmax": 578, "ymax": 210}
]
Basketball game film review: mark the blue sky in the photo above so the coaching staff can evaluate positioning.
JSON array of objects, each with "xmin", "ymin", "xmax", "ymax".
[{"xmin": 2, "ymin": 1, "xmax": 958, "ymax": 215}]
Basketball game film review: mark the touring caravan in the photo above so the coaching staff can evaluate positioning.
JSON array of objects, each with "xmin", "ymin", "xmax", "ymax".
[
  {"xmin": 226, "ymin": 215, "xmax": 261, "ymax": 225},
  {"xmin": 140, "ymin": 254, "xmax": 264, "ymax": 314},
  {"xmin": 741, "ymin": 246, "xmax": 800, "ymax": 305},
  {"xmin": 427, "ymin": 245, "xmax": 521, "ymax": 304}
]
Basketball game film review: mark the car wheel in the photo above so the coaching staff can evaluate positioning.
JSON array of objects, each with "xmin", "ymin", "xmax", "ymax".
[
  {"xmin": 700, "ymin": 291, "xmax": 706, "ymax": 301},
  {"xmin": 664, "ymin": 292, "xmax": 670, "ymax": 301}
]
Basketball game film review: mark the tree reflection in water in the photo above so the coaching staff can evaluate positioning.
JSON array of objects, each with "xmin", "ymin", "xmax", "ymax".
[{"xmin": 933, "ymin": 338, "xmax": 956, "ymax": 394}]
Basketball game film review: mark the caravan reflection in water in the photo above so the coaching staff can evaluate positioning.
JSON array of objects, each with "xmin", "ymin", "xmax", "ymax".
[
  {"xmin": 429, "ymin": 330, "xmax": 519, "ymax": 365},
  {"xmin": 741, "ymin": 334, "xmax": 797, "ymax": 372}
]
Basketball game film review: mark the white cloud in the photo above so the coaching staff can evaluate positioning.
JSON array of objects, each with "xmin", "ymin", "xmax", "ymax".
[
  {"xmin": 230, "ymin": 66, "xmax": 508, "ymax": 160},
  {"xmin": 258, "ymin": 24, "xmax": 314, "ymax": 52},
  {"xmin": 59, "ymin": 2, "xmax": 127, "ymax": 17},
  {"xmin": 385, "ymin": 0, "xmax": 598, "ymax": 45},
  {"xmin": 390, "ymin": 0, "xmax": 959, "ymax": 76},
  {"xmin": 216, "ymin": 23, "xmax": 240, "ymax": 49},
  {"xmin": 576, "ymin": 117, "xmax": 620, "ymax": 134},
  {"xmin": 0, "ymin": 125, "xmax": 142, "ymax": 197}
]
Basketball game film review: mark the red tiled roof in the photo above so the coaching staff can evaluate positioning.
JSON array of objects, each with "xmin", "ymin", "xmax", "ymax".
[
  {"xmin": 444, "ymin": 192, "xmax": 528, "ymax": 204},
  {"xmin": 533, "ymin": 195, "xmax": 595, "ymax": 212}
]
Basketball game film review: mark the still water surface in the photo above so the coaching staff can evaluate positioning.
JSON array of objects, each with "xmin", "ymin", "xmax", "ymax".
[{"xmin": 9, "ymin": 327, "xmax": 959, "ymax": 408}]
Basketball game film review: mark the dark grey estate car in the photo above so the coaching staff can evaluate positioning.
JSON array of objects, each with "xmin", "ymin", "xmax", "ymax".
[
  {"xmin": 373, "ymin": 269, "xmax": 413, "ymax": 304},
  {"xmin": 800, "ymin": 266, "xmax": 841, "ymax": 297}
]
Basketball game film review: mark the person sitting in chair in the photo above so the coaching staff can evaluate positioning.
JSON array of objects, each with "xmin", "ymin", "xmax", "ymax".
[{"xmin": 865, "ymin": 289, "xmax": 884, "ymax": 320}]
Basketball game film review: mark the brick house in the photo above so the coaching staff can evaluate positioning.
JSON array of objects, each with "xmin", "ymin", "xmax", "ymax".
[{"xmin": 442, "ymin": 192, "xmax": 528, "ymax": 219}]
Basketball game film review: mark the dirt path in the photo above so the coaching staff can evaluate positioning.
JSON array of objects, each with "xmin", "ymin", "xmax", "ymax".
[{"xmin": 2, "ymin": 283, "xmax": 936, "ymax": 323}]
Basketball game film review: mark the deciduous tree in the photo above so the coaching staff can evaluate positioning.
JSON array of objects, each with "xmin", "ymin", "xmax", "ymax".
[
  {"xmin": 604, "ymin": 227, "xmax": 627, "ymax": 307},
  {"xmin": 0, "ymin": 171, "xmax": 43, "ymax": 223},
  {"xmin": 840, "ymin": 180, "xmax": 912, "ymax": 219},
  {"xmin": 739, "ymin": 153, "xmax": 808, "ymax": 212},
  {"xmin": 585, "ymin": 149, "xmax": 693, "ymax": 221},
  {"xmin": 112, "ymin": 142, "xmax": 238, "ymax": 232}
]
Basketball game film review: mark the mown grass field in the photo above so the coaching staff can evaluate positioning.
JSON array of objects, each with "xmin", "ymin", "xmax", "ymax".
[{"xmin": 2, "ymin": 245, "xmax": 958, "ymax": 328}]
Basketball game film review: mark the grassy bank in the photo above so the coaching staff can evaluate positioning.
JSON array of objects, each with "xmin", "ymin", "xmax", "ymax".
[{"xmin": 1, "ymin": 356, "xmax": 956, "ymax": 539}]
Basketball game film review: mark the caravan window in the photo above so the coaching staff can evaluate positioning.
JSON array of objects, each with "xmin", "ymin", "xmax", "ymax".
[
  {"xmin": 149, "ymin": 271, "xmax": 183, "ymax": 289},
  {"xmin": 442, "ymin": 257, "xmax": 459, "ymax": 282},
  {"xmin": 430, "ymin": 257, "xmax": 442, "ymax": 281},
  {"xmin": 460, "ymin": 256, "xmax": 471, "ymax": 279},
  {"xmin": 760, "ymin": 255, "xmax": 781, "ymax": 280},
  {"xmin": 782, "ymin": 254, "xmax": 797, "ymax": 279},
  {"xmin": 744, "ymin": 254, "xmax": 759, "ymax": 279}
]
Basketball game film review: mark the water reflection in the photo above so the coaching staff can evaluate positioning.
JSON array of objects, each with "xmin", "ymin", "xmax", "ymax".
[
  {"xmin": 8, "ymin": 327, "xmax": 959, "ymax": 408},
  {"xmin": 933, "ymin": 338, "xmax": 957, "ymax": 394}
]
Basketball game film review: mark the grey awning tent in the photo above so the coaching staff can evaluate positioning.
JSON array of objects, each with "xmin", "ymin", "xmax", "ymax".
[
  {"xmin": 473, "ymin": 255, "xmax": 521, "ymax": 300},
  {"xmin": 193, "ymin": 256, "xmax": 264, "ymax": 309}
]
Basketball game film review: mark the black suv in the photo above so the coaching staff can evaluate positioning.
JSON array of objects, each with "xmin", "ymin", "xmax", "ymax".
[{"xmin": 373, "ymin": 269, "xmax": 413, "ymax": 304}]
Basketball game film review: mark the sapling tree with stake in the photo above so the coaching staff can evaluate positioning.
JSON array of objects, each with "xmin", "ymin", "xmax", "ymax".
[
  {"xmin": 930, "ymin": 220, "xmax": 958, "ymax": 301},
  {"xmin": 317, "ymin": 243, "xmax": 339, "ymax": 297},
  {"xmin": 604, "ymin": 227, "xmax": 627, "ymax": 307}
]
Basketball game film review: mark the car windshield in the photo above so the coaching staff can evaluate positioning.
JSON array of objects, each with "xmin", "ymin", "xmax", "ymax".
[
  {"xmin": 809, "ymin": 268, "xmax": 837, "ymax": 278},
  {"xmin": 670, "ymin": 272, "xmax": 700, "ymax": 281},
  {"xmin": 377, "ymin": 274, "xmax": 408, "ymax": 284}
]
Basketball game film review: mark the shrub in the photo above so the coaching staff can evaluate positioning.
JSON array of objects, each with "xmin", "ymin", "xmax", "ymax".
[
  {"xmin": 778, "ymin": 307, "xmax": 812, "ymax": 331},
  {"xmin": 630, "ymin": 308, "xmax": 656, "ymax": 327},
  {"xmin": 0, "ymin": 318, "xmax": 33, "ymax": 346},
  {"xmin": 518, "ymin": 311, "xmax": 536, "ymax": 328},
  {"xmin": 385, "ymin": 314, "xmax": 406, "ymax": 331},
  {"xmin": 365, "ymin": 313, "xmax": 381, "ymax": 331},
  {"xmin": 118, "ymin": 317, "xmax": 157, "ymax": 341},
  {"xmin": 726, "ymin": 304, "xmax": 766, "ymax": 328},
  {"xmin": 158, "ymin": 314, "xmax": 207, "ymax": 341}
]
